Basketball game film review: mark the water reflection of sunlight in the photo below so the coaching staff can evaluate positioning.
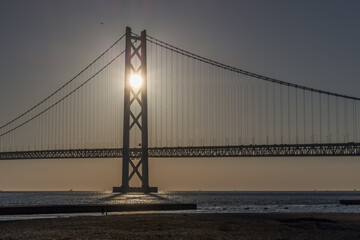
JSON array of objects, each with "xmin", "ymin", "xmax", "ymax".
[{"xmin": 98, "ymin": 192, "xmax": 176, "ymax": 205}]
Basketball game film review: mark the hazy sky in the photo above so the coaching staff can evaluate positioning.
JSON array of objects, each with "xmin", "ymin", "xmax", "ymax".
[{"xmin": 1, "ymin": 0, "xmax": 360, "ymax": 191}]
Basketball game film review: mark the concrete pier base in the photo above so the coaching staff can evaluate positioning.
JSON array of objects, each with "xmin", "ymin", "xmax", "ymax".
[
  {"xmin": 0, "ymin": 203, "xmax": 196, "ymax": 215},
  {"xmin": 112, "ymin": 186, "xmax": 158, "ymax": 193}
]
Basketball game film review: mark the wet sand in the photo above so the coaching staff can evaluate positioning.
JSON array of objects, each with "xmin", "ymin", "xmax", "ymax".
[{"xmin": 1, "ymin": 212, "xmax": 360, "ymax": 239}]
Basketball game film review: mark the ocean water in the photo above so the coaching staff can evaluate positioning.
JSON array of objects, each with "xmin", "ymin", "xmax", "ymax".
[{"xmin": 1, "ymin": 191, "xmax": 360, "ymax": 220}]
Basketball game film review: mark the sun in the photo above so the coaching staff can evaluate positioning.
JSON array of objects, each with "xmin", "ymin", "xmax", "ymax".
[{"xmin": 130, "ymin": 73, "xmax": 142, "ymax": 89}]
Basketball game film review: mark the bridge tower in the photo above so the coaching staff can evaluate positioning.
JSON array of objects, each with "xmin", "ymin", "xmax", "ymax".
[{"xmin": 113, "ymin": 27, "xmax": 157, "ymax": 193}]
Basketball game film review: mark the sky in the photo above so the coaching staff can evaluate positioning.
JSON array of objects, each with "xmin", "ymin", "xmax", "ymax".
[{"xmin": 0, "ymin": 0, "xmax": 360, "ymax": 191}]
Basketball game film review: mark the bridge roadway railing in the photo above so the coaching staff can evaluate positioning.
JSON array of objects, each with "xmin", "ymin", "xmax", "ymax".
[{"xmin": 0, "ymin": 143, "xmax": 360, "ymax": 160}]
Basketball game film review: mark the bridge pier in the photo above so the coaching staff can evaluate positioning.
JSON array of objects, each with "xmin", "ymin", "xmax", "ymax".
[{"xmin": 113, "ymin": 27, "xmax": 157, "ymax": 194}]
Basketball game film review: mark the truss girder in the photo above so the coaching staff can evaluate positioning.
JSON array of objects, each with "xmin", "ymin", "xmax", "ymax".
[{"xmin": 1, "ymin": 143, "xmax": 360, "ymax": 160}]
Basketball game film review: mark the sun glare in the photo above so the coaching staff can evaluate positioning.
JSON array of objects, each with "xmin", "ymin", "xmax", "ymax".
[{"xmin": 130, "ymin": 74, "xmax": 142, "ymax": 89}]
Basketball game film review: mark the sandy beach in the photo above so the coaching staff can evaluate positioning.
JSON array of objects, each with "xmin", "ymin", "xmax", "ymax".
[{"xmin": 1, "ymin": 212, "xmax": 360, "ymax": 239}]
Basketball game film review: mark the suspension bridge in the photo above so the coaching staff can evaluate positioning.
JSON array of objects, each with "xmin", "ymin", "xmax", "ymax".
[{"xmin": 1, "ymin": 27, "xmax": 359, "ymax": 193}]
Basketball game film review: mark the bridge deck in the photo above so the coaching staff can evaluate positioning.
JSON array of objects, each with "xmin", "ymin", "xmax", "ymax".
[{"xmin": 0, "ymin": 143, "xmax": 359, "ymax": 160}]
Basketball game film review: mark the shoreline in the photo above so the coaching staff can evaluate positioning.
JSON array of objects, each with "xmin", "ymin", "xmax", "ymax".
[
  {"xmin": 0, "ymin": 203, "xmax": 197, "ymax": 215},
  {"xmin": 1, "ymin": 212, "xmax": 360, "ymax": 239}
]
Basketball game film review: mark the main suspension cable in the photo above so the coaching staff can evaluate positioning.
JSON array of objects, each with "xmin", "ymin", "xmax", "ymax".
[
  {"xmin": 0, "ymin": 50, "xmax": 125, "ymax": 138},
  {"xmin": 146, "ymin": 34, "xmax": 360, "ymax": 101},
  {"xmin": 0, "ymin": 33, "xmax": 126, "ymax": 131}
]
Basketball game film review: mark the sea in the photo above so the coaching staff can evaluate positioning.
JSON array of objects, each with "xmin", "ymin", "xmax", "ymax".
[{"xmin": 1, "ymin": 191, "xmax": 360, "ymax": 221}]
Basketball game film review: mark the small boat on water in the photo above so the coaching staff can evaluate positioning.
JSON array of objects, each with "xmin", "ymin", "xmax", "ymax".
[{"xmin": 339, "ymin": 200, "xmax": 360, "ymax": 205}]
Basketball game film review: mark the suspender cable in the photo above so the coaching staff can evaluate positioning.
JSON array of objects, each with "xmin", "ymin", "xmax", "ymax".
[
  {"xmin": 239, "ymin": 83, "xmax": 243, "ymax": 144},
  {"xmin": 344, "ymin": 99, "xmax": 348, "ymax": 142},
  {"xmin": 252, "ymin": 85, "xmax": 255, "ymax": 144},
  {"xmin": 303, "ymin": 89, "xmax": 306, "ymax": 143},
  {"xmin": 266, "ymin": 83, "xmax": 269, "ymax": 144},
  {"xmin": 216, "ymin": 69, "xmax": 220, "ymax": 145},
  {"xmin": 193, "ymin": 59, "xmax": 197, "ymax": 145},
  {"xmin": 295, "ymin": 88, "xmax": 298, "ymax": 144},
  {"xmin": 211, "ymin": 62, "xmax": 214, "ymax": 144},
  {"xmin": 170, "ymin": 50, "xmax": 173, "ymax": 146},
  {"xmin": 288, "ymin": 85, "xmax": 291, "ymax": 143},
  {"xmin": 160, "ymin": 47, "xmax": 163, "ymax": 146},
  {"xmin": 188, "ymin": 56, "xmax": 191, "ymax": 145},
  {"xmin": 352, "ymin": 100, "xmax": 355, "ymax": 142},
  {"xmin": 166, "ymin": 49, "xmax": 169, "ymax": 146},
  {"xmin": 273, "ymin": 84, "xmax": 276, "ymax": 144},
  {"xmin": 327, "ymin": 94, "xmax": 331, "ymax": 142},
  {"xmin": 246, "ymin": 83, "xmax": 249, "ymax": 144},
  {"xmin": 259, "ymin": 84, "xmax": 262, "ymax": 144},
  {"xmin": 198, "ymin": 60, "xmax": 201, "ymax": 145},
  {"xmin": 59, "ymin": 91, "xmax": 62, "ymax": 148},
  {"xmin": 187, "ymin": 53, "xmax": 190, "ymax": 145},
  {"xmin": 319, "ymin": 93, "xmax": 322, "ymax": 143},
  {"xmin": 336, "ymin": 97, "xmax": 339, "ymax": 142},
  {"xmin": 355, "ymin": 101, "xmax": 357, "ymax": 142},
  {"xmin": 202, "ymin": 62, "xmax": 205, "ymax": 145},
  {"xmin": 176, "ymin": 52, "xmax": 179, "ymax": 146},
  {"xmin": 280, "ymin": 85, "xmax": 283, "ymax": 143},
  {"xmin": 311, "ymin": 91, "xmax": 314, "ymax": 143}
]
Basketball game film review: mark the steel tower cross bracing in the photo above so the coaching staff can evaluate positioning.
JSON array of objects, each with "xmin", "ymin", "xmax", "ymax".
[{"xmin": 113, "ymin": 27, "xmax": 157, "ymax": 193}]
